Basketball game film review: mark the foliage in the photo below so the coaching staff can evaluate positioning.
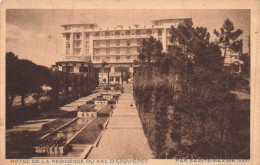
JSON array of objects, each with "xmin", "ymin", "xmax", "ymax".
[
  {"xmin": 138, "ymin": 36, "xmax": 164, "ymax": 69},
  {"xmin": 123, "ymin": 71, "xmax": 132, "ymax": 82},
  {"xmin": 6, "ymin": 52, "xmax": 52, "ymax": 108},
  {"xmin": 239, "ymin": 53, "xmax": 250, "ymax": 77},
  {"xmin": 133, "ymin": 18, "xmax": 249, "ymax": 159},
  {"xmin": 214, "ymin": 19, "xmax": 243, "ymax": 63}
]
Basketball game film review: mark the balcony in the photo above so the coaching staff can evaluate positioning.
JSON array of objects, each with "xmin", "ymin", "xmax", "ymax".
[
  {"xmin": 93, "ymin": 44, "xmax": 141, "ymax": 49},
  {"xmin": 62, "ymin": 55, "xmax": 91, "ymax": 62},
  {"xmin": 92, "ymin": 35, "xmax": 149, "ymax": 40}
]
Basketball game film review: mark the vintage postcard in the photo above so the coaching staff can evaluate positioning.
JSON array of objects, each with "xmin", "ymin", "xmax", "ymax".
[{"xmin": 0, "ymin": 0, "xmax": 259, "ymax": 165}]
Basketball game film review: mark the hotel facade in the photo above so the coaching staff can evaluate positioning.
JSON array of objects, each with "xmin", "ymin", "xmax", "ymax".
[{"xmin": 55, "ymin": 19, "xmax": 187, "ymax": 84}]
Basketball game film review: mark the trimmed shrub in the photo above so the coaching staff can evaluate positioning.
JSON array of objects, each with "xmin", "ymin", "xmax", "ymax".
[
  {"xmin": 103, "ymin": 86, "xmax": 111, "ymax": 91},
  {"xmin": 108, "ymin": 98, "xmax": 117, "ymax": 104},
  {"xmin": 86, "ymin": 100, "xmax": 94, "ymax": 104}
]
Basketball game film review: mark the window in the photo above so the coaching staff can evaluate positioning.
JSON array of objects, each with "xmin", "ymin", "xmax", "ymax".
[
  {"xmin": 125, "ymin": 30, "xmax": 131, "ymax": 36},
  {"xmin": 116, "ymin": 40, "xmax": 120, "ymax": 46},
  {"xmin": 115, "ymin": 67, "xmax": 129, "ymax": 72},
  {"xmin": 110, "ymin": 77, "xmax": 114, "ymax": 82},
  {"xmin": 85, "ymin": 33, "xmax": 89, "ymax": 39},
  {"xmin": 131, "ymin": 48, "xmax": 136, "ymax": 54},
  {"xmin": 95, "ymin": 32, "xmax": 100, "ymax": 38},
  {"xmin": 116, "ymin": 77, "xmax": 120, "ymax": 82},
  {"xmin": 95, "ymin": 41, "xmax": 100, "ymax": 47},
  {"xmin": 62, "ymin": 66, "xmax": 66, "ymax": 72},
  {"xmin": 66, "ymin": 50, "xmax": 70, "ymax": 55},
  {"xmin": 105, "ymin": 31, "xmax": 110, "ymax": 37},
  {"xmin": 104, "ymin": 68, "xmax": 111, "ymax": 73},
  {"xmin": 115, "ymin": 31, "xmax": 120, "ymax": 37},
  {"xmin": 137, "ymin": 39, "xmax": 141, "ymax": 46},
  {"xmin": 106, "ymin": 56, "xmax": 110, "ymax": 61},
  {"xmin": 146, "ymin": 30, "xmax": 152, "ymax": 36},
  {"xmin": 127, "ymin": 40, "xmax": 130, "ymax": 46},
  {"xmin": 66, "ymin": 43, "xmax": 70, "ymax": 48},
  {"xmin": 85, "ymin": 49, "xmax": 89, "ymax": 55},
  {"xmin": 106, "ymin": 49, "xmax": 110, "ymax": 55},
  {"xmin": 96, "ymin": 49, "xmax": 100, "ymax": 55},
  {"xmin": 85, "ymin": 41, "xmax": 89, "ymax": 47},
  {"xmin": 116, "ymin": 56, "xmax": 120, "ymax": 61},
  {"xmin": 74, "ymin": 33, "xmax": 81, "ymax": 39},
  {"xmin": 126, "ymin": 48, "xmax": 130, "ymax": 54},
  {"xmin": 79, "ymin": 66, "xmax": 88, "ymax": 72},
  {"xmin": 126, "ymin": 56, "xmax": 131, "ymax": 59},
  {"xmin": 96, "ymin": 57, "xmax": 100, "ymax": 60},
  {"xmin": 106, "ymin": 41, "xmax": 110, "ymax": 47},
  {"xmin": 73, "ymin": 49, "xmax": 81, "ymax": 55},
  {"xmin": 69, "ymin": 66, "xmax": 74, "ymax": 72},
  {"xmin": 66, "ymin": 34, "xmax": 70, "ymax": 41},
  {"xmin": 116, "ymin": 48, "xmax": 120, "ymax": 54},
  {"xmin": 158, "ymin": 29, "xmax": 163, "ymax": 36},
  {"xmin": 136, "ymin": 30, "xmax": 141, "ymax": 36},
  {"xmin": 74, "ymin": 41, "xmax": 81, "ymax": 48}
]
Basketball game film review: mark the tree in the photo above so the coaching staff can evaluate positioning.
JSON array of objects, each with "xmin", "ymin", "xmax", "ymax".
[
  {"xmin": 169, "ymin": 19, "xmax": 196, "ymax": 82},
  {"xmin": 214, "ymin": 19, "xmax": 243, "ymax": 64},
  {"xmin": 6, "ymin": 52, "xmax": 52, "ymax": 108},
  {"xmin": 123, "ymin": 71, "xmax": 132, "ymax": 83},
  {"xmin": 139, "ymin": 36, "xmax": 163, "ymax": 68},
  {"xmin": 101, "ymin": 60, "xmax": 108, "ymax": 84},
  {"xmin": 239, "ymin": 53, "xmax": 250, "ymax": 77},
  {"xmin": 6, "ymin": 52, "xmax": 21, "ymax": 108}
]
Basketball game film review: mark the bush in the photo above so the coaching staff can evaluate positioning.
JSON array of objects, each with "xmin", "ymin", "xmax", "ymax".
[
  {"xmin": 98, "ymin": 123, "xmax": 104, "ymax": 129},
  {"xmin": 108, "ymin": 98, "xmax": 117, "ymax": 104},
  {"xmin": 113, "ymin": 94, "xmax": 120, "ymax": 99},
  {"xmin": 86, "ymin": 100, "xmax": 94, "ymax": 104},
  {"xmin": 103, "ymin": 86, "xmax": 111, "ymax": 91}
]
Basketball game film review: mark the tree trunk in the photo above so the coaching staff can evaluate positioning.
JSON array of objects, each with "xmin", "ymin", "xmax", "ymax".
[
  {"xmin": 121, "ymin": 70, "xmax": 124, "ymax": 85},
  {"xmin": 7, "ymin": 95, "xmax": 15, "ymax": 109},
  {"xmin": 10, "ymin": 95, "xmax": 14, "ymax": 107},
  {"xmin": 21, "ymin": 94, "xmax": 26, "ymax": 108},
  {"xmin": 223, "ymin": 46, "xmax": 227, "ymax": 65},
  {"xmin": 65, "ymin": 72, "xmax": 69, "ymax": 95},
  {"xmin": 55, "ymin": 76, "xmax": 59, "ymax": 100},
  {"xmin": 86, "ymin": 76, "xmax": 89, "ymax": 95},
  {"xmin": 80, "ymin": 75, "xmax": 84, "ymax": 97}
]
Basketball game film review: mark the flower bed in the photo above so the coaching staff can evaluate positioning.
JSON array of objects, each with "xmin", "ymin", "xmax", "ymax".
[
  {"xmin": 113, "ymin": 94, "xmax": 120, "ymax": 100},
  {"xmin": 77, "ymin": 104, "xmax": 97, "ymax": 118},
  {"xmin": 92, "ymin": 97, "xmax": 108, "ymax": 105},
  {"xmin": 101, "ymin": 94, "xmax": 113, "ymax": 100},
  {"xmin": 108, "ymin": 98, "xmax": 117, "ymax": 104},
  {"xmin": 35, "ymin": 133, "xmax": 70, "ymax": 155}
]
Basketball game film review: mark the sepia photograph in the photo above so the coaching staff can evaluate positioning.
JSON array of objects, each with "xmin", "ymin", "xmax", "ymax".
[{"xmin": 1, "ymin": 1, "xmax": 258, "ymax": 163}]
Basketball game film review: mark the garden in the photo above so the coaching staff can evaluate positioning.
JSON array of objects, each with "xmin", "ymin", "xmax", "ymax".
[{"xmin": 133, "ymin": 18, "xmax": 250, "ymax": 159}]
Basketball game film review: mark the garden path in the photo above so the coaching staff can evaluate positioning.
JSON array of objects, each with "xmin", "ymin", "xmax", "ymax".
[{"xmin": 87, "ymin": 84, "xmax": 154, "ymax": 159}]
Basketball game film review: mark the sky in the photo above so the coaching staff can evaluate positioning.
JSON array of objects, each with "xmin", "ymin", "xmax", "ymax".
[{"xmin": 6, "ymin": 9, "xmax": 250, "ymax": 67}]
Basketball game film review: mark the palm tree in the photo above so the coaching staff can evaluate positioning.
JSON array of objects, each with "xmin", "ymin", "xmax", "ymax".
[{"xmin": 101, "ymin": 59, "xmax": 108, "ymax": 84}]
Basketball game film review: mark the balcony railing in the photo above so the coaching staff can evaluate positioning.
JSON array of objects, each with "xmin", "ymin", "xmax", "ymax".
[{"xmin": 93, "ymin": 35, "xmax": 150, "ymax": 40}]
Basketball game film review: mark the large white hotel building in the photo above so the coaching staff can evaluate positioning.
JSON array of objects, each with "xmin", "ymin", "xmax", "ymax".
[{"xmin": 55, "ymin": 18, "xmax": 187, "ymax": 83}]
